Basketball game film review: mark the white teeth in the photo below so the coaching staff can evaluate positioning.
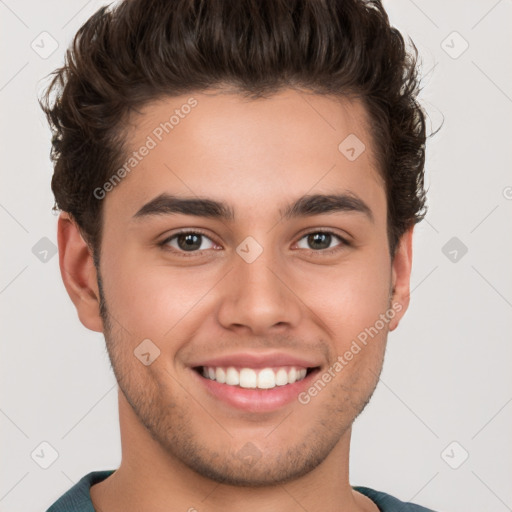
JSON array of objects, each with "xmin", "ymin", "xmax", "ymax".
[
  {"xmin": 239, "ymin": 368, "xmax": 257, "ymax": 388},
  {"xmin": 257, "ymin": 368, "xmax": 276, "ymax": 389},
  {"xmin": 225, "ymin": 367, "xmax": 240, "ymax": 386},
  {"xmin": 215, "ymin": 367, "xmax": 226, "ymax": 384},
  {"xmin": 275, "ymin": 368, "xmax": 288, "ymax": 386},
  {"xmin": 201, "ymin": 366, "xmax": 309, "ymax": 389}
]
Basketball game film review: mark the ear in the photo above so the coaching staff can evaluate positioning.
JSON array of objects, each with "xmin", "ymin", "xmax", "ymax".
[
  {"xmin": 57, "ymin": 212, "xmax": 104, "ymax": 332},
  {"xmin": 388, "ymin": 226, "xmax": 414, "ymax": 332}
]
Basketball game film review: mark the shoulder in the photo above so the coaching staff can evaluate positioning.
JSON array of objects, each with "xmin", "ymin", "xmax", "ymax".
[
  {"xmin": 46, "ymin": 470, "xmax": 115, "ymax": 512},
  {"xmin": 353, "ymin": 486, "xmax": 439, "ymax": 512}
]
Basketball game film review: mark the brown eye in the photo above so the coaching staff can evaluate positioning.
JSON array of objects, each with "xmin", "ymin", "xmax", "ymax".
[
  {"xmin": 161, "ymin": 231, "xmax": 216, "ymax": 253},
  {"xmin": 296, "ymin": 231, "xmax": 346, "ymax": 252},
  {"xmin": 176, "ymin": 233, "xmax": 202, "ymax": 251}
]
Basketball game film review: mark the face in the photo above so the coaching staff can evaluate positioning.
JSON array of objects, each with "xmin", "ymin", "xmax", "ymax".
[{"xmin": 62, "ymin": 88, "xmax": 412, "ymax": 486}]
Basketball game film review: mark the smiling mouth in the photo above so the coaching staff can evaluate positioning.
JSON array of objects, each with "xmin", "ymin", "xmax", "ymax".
[{"xmin": 194, "ymin": 365, "xmax": 319, "ymax": 390}]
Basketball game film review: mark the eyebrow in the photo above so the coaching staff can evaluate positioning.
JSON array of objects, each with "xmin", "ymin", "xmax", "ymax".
[{"xmin": 132, "ymin": 192, "xmax": 374, "ymax": 223}]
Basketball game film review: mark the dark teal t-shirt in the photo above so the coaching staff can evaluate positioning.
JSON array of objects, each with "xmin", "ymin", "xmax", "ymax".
[{"xmin": 46, "ymin": 470, "xmax": 437, "ymax": 511}]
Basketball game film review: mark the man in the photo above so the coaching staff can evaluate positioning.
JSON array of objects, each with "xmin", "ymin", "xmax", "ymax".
[{"xmin": 41, "ymin": 0, "xmax": 436, "ymax": 510}]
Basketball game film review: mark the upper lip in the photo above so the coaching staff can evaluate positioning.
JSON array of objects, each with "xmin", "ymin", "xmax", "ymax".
[{"xmin": 189, "ymin": 352, "xmax": 322, "ymax": 370}]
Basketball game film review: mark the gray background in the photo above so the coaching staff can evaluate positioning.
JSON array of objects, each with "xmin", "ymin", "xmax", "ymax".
[{"xmin": 1, "ymin": 1, "xmax": 511, "ymax": 511}]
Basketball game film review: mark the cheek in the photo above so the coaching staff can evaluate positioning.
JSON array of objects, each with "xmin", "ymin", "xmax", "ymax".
[
  {"xmin": 302, "ymin": 250, "xmax": 390, "ymax": 318},
  {"xmin": 102, "ymin": 252, "xmax": 220, "ymax": 342}
]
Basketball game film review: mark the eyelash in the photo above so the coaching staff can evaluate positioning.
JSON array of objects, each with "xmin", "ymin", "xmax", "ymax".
[{"xmin": 158, "ymin": 229, "xmax": 350, "ymax": 258}]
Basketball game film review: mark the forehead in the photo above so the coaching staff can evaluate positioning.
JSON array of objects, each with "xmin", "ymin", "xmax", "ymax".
[{"xmin": 106, "ymin": 88, "xmax": 385, "ymax": 223}]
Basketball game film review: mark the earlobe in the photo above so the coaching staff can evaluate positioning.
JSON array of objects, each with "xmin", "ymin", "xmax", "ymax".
[
  {"xmin": 388, "ymin": 227, "xmax": 414, "ymax": 332},
  {"xmin": 57, "ymin": 212, "xmax": 104, "ymax": 333}
]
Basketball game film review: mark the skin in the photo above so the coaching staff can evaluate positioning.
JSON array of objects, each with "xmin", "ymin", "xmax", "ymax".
[{"xmin": 58, "ymin": 88, "xmax": 413, "ymax": 512}]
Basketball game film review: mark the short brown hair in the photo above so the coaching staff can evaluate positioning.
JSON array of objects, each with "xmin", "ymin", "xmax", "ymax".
[{"xmin": 41, "ymin": 0, "xmax": 431, "ymax": 263}]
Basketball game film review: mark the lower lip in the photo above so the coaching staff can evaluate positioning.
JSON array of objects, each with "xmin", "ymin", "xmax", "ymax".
[{"xmin": 191, "ymin": 368, "xmax": 319, "ymax": 413}]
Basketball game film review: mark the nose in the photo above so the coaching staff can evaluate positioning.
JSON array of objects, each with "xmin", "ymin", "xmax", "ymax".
[{"xmin": 216, "ymin": 244, "xmax": 302, "ymax": 335}]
